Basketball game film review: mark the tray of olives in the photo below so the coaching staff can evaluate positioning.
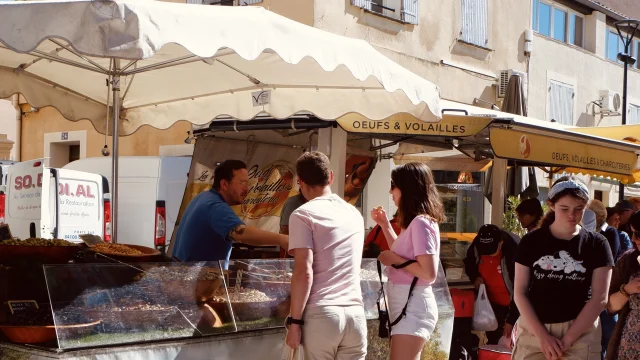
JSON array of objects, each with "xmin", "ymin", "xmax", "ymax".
[
  {"xmin": 88, "ymin": 243, "xmax": 161, "ymax": 263},
  {"xmin": 0, "ymin": 238, "xmax": 84, "ymax": 264}
]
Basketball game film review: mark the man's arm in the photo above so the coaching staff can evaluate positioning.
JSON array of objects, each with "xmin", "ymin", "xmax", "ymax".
[
  {"xmin": 289, "ymin": 248, "xmax": 313, "ymax": 320},
  {"xmin": 229, "ymin": 224, "xmax": 288, "ymax": 250}
]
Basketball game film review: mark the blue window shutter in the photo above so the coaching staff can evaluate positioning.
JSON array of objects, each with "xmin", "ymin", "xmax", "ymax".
[
  {"xmin": 402, "ymin": 0, "xmax": 419, "ymax": 24},
  {"xmin": 461, "ymin": 0, "xmax": 488, "ymax": 47}
]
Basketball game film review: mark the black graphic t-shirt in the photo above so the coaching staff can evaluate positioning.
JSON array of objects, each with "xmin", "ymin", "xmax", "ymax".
[{"xmin": 516, "ymin": 227, "xmax": 614, "ymax": 324}]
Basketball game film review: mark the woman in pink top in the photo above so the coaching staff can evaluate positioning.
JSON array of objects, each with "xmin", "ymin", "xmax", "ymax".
[{"xmin": 370, "ymin": 162, "xmax": 446, "ymax": 360}]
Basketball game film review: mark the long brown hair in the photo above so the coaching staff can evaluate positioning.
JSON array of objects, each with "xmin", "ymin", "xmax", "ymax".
[
  {"xmin": 391, "ymin": 162, "xmax": 446, "ymax": 229},
  {"xmin": 539, "ymin": 176, "xmax": 590, "ymax": 228}
]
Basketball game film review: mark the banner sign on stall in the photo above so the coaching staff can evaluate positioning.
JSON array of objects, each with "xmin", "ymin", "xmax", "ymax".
[
  {"xmin": 173, "ymin": 137, "xmax": 302, "ymax": 238},
  {"xmin": 170, "ymin": 137, "xmax": 377, "ymax": 249},
  {"xmin": 344, "ymin": 155, "xmax": 376, "ymax": 205},
  {"xmin": 490, "ymin": 128, "xmax": 638, "ymax": 175},
  {"xmin": 337, "ymin": 114, "xmax": 492, "ymax": 137}
]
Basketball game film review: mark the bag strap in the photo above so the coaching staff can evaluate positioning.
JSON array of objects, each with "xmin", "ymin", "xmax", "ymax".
[{"xmin": 377, "ymin": 260, "xmax": 419, "ymax": 328}]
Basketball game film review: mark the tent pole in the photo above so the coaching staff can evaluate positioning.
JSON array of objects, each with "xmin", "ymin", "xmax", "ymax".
[{"xmin": 110, "ymin": 61, "xmax": 121, "ymax": 243}]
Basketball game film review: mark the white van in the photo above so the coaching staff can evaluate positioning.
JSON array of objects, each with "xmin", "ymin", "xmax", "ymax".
[
  {"xmin": 63, "ymin": 156, "xmax": 190, "ymax": 250},
  {"xmin": 2, "ymin": 159, "xmax": 109, "ymax": 241}
]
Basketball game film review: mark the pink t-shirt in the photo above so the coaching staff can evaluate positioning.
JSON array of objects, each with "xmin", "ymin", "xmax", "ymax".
[
  {"xmin": 387, "ymin": 216, "xmax": 440, "ymax": 286},
  {"xmin": 288, "ymin": 194, "xmax": 365, "ymax": 307}
]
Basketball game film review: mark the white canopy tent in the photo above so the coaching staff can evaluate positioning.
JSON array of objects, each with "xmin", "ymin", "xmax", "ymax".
[{"xmin": 0, "ymin": 0, "xmax": 442, "ymax": 241}]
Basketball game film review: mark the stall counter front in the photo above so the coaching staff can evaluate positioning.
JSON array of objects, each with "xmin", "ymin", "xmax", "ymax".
[{"xmin": 0, "ymin": 259, "xmax": 454, "ymax": 360}]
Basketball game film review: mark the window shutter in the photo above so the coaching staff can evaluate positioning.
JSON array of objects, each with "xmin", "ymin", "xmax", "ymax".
[
  {"xmin": 461, "ymin": 0, "xmax": 488, "ymax": 47},
  {"xmin": 240, "ymin": 0, "xmax": 263, "ymax": 4},
  {"xmin": 187, "ymin": 0, "xmax": 203, "ymax": 4},
  {"xmin": 549, "ymin": 81, "xmax": 574, "ymax": 125},
  {"xmin": 352, "ymin": 0, "xmax": 371, "ymax": 11},
  {"xmin": 629, "ymin": 104, "xmax": 640, "ymax": 125},
  {"xmin": 402, "ymin": 0, "xmax": 419, "ymax": 24}
]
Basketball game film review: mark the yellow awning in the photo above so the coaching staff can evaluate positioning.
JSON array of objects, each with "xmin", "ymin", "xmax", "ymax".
[
  {"xmin": 490, "ymin": 127, "xmax": 639, "ymax": 182},
  {"xmin": 568, "ymin": 124, "xmax": 640, "ymax": 142}
]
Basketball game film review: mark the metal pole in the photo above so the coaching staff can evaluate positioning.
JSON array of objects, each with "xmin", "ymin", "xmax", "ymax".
[
  {"xmin": 110, "ymin": 63, "xmax": 120, "ymax": 243},
  {"xmin": 619, "ymin": 54, "xmax": 629, "ymax": 202}
]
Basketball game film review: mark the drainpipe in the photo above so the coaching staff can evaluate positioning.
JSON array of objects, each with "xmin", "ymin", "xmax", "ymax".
[{"xmin": 10, "ymin": 95, "xmax": 21, "ymax": 161}]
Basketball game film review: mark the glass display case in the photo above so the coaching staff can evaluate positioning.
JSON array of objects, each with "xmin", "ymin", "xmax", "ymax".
[{"xmin": 38, "ymin": 259, "xmax": 396, "ymax": 350}]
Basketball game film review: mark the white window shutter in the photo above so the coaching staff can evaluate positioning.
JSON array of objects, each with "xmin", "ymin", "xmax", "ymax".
[
  {"xmin": 402, "ymin": 0, "xmax": 419, "ymax": 24},
  {"xmin": 352, "ymin": 0, "xmax": 371, "ymax": 11},
  {"xmin": 461, "ymin": 0, "xmax": 488, "ymax": 47},
  {"xmin": 629, "ymin": 104, "xmax": 640, "ymax": 125},
  {"xmin": 240, "ymin": 0, "xmax": 263, "ymax": 4},
  {"xmin": 549, "ymin": 81, "xmax": 574, "ymax": 125},
  {"xmin": 187, "ymin": 0, "xmax": 203, "ymax": 4}
]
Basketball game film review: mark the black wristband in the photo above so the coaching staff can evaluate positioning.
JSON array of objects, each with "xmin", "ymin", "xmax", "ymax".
[{"xmin": 286, "ymin": 316, "xmax": 305, "ymax": 326}]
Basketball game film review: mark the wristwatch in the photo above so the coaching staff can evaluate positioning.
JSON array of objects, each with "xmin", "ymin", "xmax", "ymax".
[
  {"xmin": 286, "ymin": 316, "xmax": 304, "ymax": 326},
  {"xmin": 620, "ymin": 284, "xmax": 630, "ymax": 298}
]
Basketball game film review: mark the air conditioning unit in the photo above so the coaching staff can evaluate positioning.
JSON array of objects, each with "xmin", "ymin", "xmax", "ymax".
[
  {"xmin": 599, "ymin": 90, "xmax": 621, "ymax": 112},
  {"xmin": 496, "ymin": 69, "xmax": 526, "ymax": 99}
]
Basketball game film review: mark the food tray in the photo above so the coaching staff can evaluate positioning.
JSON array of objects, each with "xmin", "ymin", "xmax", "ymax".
[
  {"xmin": 0, "ymin": 320, "xmax": 101, "ymax": 344},
  {"xmin": 0, "ymin": 244, "xmax": 84, "ymax": 264},
  {"xmin": 208, "ymin": 299, "xmax": 281, "ymax": 322},
  {"xmin": 83, "ymin": 309, "xmax": 179, "ymax": 331},
  {"xmin": 89, "ymin": 244, "xmax": 162, "ymax": 263}
]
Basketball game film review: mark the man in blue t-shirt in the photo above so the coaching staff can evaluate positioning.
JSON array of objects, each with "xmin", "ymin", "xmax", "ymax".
[{"xmin": 172, "ymin": 160, "xmax": 288, "ymax": 262}]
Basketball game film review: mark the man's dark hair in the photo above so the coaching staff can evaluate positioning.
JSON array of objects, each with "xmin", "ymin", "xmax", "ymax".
[
  {"xmin": 516, "ymin": 198, "xmax": 543, "ymax": 219},
  {"xmin": 212, "ymin": 160, "xmax": 247, "ymax": 191},
  {"xmin": 296, "ymin": 151, "xmax": 331, "ymax": 187}
]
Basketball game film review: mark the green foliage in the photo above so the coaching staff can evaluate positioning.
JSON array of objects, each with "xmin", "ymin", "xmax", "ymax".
[
  {"xmin": 503, "ymin": 196, "xmax": 548, "ymax": 236},
  {"xmin": 503, "ymin": 196, "xmax": 525, "ymax": 238}
]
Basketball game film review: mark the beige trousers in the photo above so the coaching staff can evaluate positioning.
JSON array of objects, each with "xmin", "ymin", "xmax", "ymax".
[
  {"xmin": 512, "ymin": 316, "xmax": 602, "ymax": 360},
  {"xmin": 301, "ymin": 305, "xmax": 368, "ymax": 360}
]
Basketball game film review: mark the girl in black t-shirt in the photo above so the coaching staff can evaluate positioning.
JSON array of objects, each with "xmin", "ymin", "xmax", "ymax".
[{"xmin": 512, "ymin": 176, "xmax": 614, "ymax": 360}]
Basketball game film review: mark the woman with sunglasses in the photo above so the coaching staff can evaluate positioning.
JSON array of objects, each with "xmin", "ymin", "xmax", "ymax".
[
  {"xmin": 512, "ymin": 176, "xmax": 614, "ymax": 360},
  {"xmin": 370, "ymin": 162, "xmax": 446, "ymax": 360},
  {"xmin": 605, "ymin": 210, "xmax": 640, "ymax": 360}
]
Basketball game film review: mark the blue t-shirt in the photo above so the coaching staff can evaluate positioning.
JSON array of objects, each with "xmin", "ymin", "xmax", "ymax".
[{"xmin": 173, "ymin": 189, "xmax": 244, "ymax": 262}]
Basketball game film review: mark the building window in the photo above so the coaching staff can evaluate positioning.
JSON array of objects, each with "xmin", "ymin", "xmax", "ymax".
[
  {"xmin": 606, "ymin": 29, "xmax": 623, "ymax": 62},
  {"xmin": 594, "ymin": 190, "xmax": 603, "ymax": 202},
  {"xmin": 537, "ymin": 2, "xmax": 552, "ymax": 37},
  {"xmin": 553, "ymin": 8, "xmax": 566, "ymax": 42},
  {"xmin": 351, "ymin": 0, "xmax": 419, "ymax": 24},
  {"xmin": 636, "ymin": 40, "xmax": 640, "ymax": 69},
  {"xmin": 532, "ymin": 1, "xmax": 584, "ymax": 48},
  {"xmin": 460, "ymin": 0, "xmax": 488, "ymax": 48},
  {"xmin": 629, "ymin": 104, "xmax": 640, "ymax": 125},
  {"xmin": 548, "ymin": 80, "xmax": 574, "ymax": 125},
  {"xmin": 569, "ymin": 13, "xmax": 584, "ymax": 47}
]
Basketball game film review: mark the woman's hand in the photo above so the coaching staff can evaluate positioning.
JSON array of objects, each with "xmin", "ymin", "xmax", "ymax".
[
  {"xmin": 378, "ymin": 250, "xmax": 401, "ymax": 267},
  {"xmin": 370, "ymin": 207, "xmax": 389, "ymax": 226},
  {"xmin": 624, "ymin": 278, "xmax": 640, "ymax": 295},
  {"xmin": 538, "ymin": 332, "xmax": 563, "ymax": 360}
]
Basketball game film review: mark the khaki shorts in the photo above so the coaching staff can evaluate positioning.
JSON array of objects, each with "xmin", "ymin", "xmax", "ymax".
[{"xmin": 512, "ymin": 316, "xmax": 602, "ymax": 360}]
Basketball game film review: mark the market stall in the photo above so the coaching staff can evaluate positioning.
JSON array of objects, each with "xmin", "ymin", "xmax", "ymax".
[{"xmin": 0, "ymin": 1, "xmax": 452, "ymax": 358}]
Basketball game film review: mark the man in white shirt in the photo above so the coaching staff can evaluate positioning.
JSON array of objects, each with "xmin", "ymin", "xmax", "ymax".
[{"xmin": 285, "ymin": 151, "xmax": 367, "ymax": 360}]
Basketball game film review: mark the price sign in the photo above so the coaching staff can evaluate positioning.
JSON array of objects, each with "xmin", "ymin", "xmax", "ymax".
[{"xmin": 7, "ymin": 300, "xmax": 39, "ymax": 314}]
